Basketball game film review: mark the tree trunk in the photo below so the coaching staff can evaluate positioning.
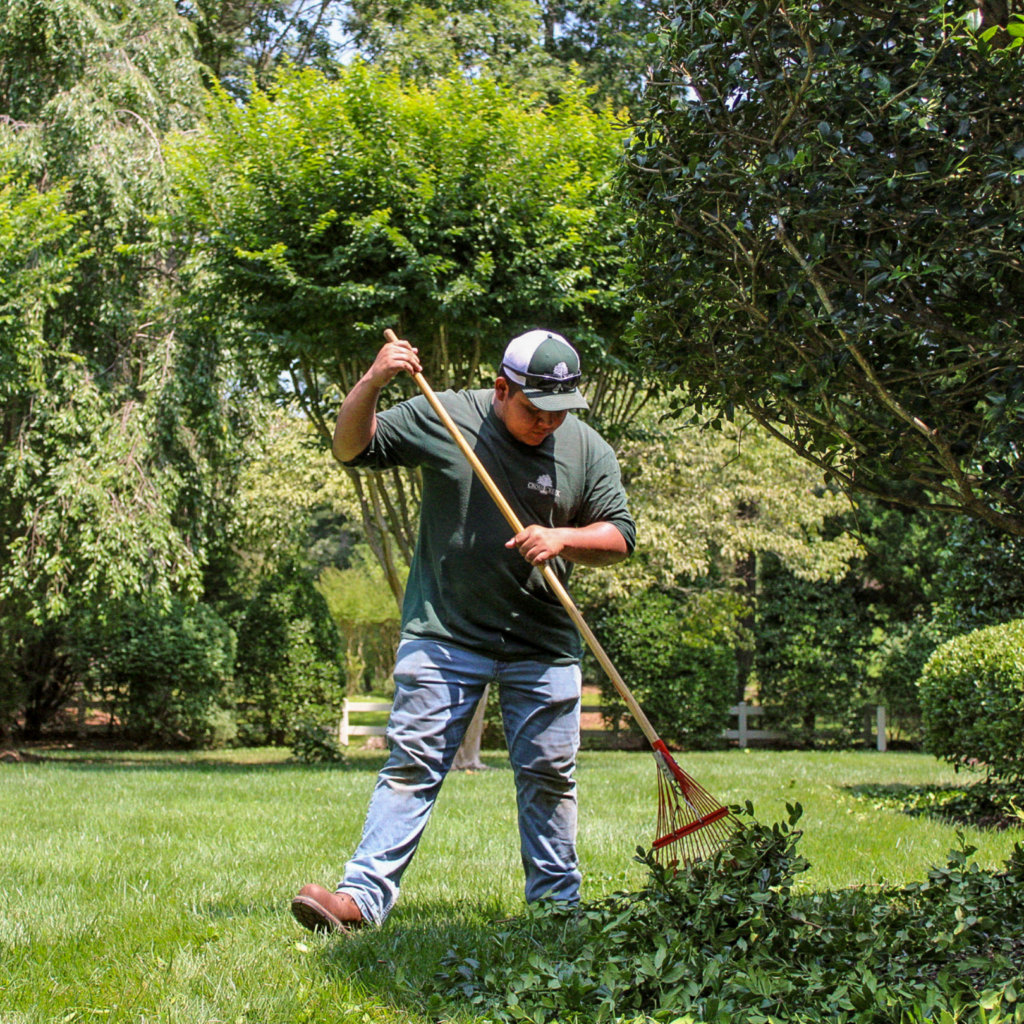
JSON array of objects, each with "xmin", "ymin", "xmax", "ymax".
[
  {"xmin": 19, "ymin": 627, "xmax": 75, "ymax": 740},
  {"xmin": 734, "ymin": 552, "xmax": 757, "ymax": 705}
]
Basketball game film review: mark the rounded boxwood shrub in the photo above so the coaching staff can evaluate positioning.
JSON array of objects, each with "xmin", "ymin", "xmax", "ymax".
[{"xmin": 918, "ymin": 618, "xmax": 1024, "ymax": 781}]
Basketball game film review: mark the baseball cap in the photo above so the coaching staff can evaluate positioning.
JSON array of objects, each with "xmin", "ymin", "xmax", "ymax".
[{"xmin": 500, "ymin": 330, "xmax": 589, "ymax": 412}]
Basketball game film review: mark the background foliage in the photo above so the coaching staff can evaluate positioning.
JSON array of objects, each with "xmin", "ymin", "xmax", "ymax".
[
  {"xmin": 590, "ymin": 587, "xmax": 738, "ymax": 748},
  {"xmin": 76, "ymin": 598, "xmax": 237, "ymax": 747},
  {"xmin": 233, "ymin": 563, "xmax": 343, "ymax": 746},
  {"xmin": 170, "ymin": 62, "xmax": 635, "ymax": 603},
  {"xmin": 624, "ymin": 0, "xmax": 1024, "ymax": 534}
]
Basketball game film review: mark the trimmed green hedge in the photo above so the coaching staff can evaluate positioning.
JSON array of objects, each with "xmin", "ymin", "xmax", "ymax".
[
  {"xmin": 84, "ymin": 599, "xmax": 237, "ymax": 748},
  {"xmin": 919, "ymin": 618, "xmax": 1024, "ymax": 781},
  {"xmin": 589, "ymin": 588, "xmax": 737, "ymax": 749}
]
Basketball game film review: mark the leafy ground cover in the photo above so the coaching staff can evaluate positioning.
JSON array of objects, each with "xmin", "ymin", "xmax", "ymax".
[
  {"xmin": 429, "ymin": 807, "xmax": 1024, "ymax": 1023},
  {"xmin": 0, "ymin": 749, "xmax": 1020, "ymax": 1023}
]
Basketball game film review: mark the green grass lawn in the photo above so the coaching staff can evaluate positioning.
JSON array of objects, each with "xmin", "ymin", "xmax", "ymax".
[{"xmin": 1, "ymin": 748, "xmax": 1019, "ymax": 1023}]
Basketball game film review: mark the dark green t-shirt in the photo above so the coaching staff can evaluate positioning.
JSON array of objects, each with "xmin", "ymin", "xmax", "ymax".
[{"xmin": 346, "ymin": 388, "xmax": 636, "ymax": 664}]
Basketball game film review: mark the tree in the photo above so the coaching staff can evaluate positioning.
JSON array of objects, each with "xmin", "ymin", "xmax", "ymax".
[
  {"xmin": 755, "ymin": 552, "xmax": 875, "ymax": 747},
  {"xmin": 0, "ymin": 0, "xmax": 239, "ymax": 742},
  {"xmin": 577, "ymin": 397, "xmax": 863, "ymax": 716},
  {"xmin": 341, "ymin": 0, "xmax": 656, "ymax": 113},
  {"xmin": 170, "ymin": 63, "xmax": 639, "ymax": 601},
  {"xmin": 316, "ymin": 562, "xmax": 402, "ymax": 696},
  {"xmin": 176, "ymin": 0, "xmax": 349, "ymax": 96},
  {"xmin": 0, "ymin": 0, "xmax": 205, "ymax": 360},
  {"xmin": 593, "ymin": 399, "xmax": 861, "ymax": 597},
  {"xmin": 75, "ymin": 598, "xmax": 238, "ymax": 747},
  {"xmin": 623, "ymin": 0, "xmax": 1024, "ymax": 535}
]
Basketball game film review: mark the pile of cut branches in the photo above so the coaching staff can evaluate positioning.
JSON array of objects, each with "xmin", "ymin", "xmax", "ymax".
[{"xmin": 426, "ymin": 805, "xmax": 1024, "ymax": 1023}]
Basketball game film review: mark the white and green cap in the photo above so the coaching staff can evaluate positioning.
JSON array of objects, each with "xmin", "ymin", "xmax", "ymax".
[{"xmin": 500, "ymin": 330, "xmax": 588, "ymax": 412}]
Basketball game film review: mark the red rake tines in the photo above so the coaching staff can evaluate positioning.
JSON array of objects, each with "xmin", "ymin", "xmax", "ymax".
[{"xmin": 651, "ymin": 740, "xmax": 736, "ymax": 865}]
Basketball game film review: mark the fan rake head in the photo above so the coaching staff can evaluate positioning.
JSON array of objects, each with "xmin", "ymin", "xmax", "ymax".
[{"xmin": 651, "ymin": 740, "xmax": 736, "ymax": 865}]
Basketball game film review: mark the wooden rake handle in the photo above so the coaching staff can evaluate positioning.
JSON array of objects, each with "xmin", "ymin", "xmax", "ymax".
[{"xmin": 383, "ymin": 328, "xmax": 661, "ymax": 748}]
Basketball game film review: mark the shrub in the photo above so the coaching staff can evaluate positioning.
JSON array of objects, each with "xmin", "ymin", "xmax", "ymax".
[
  {"xmin": 756, "ymin": 554, "xmax": 873, "ymax": 747},
  {"xmin": 865, "ymin": 616, "xmax": 941, "ymax": 743},
  {"xmin": 290, "ymin": 717, "xmax": 346, "ymax": 764},
  {"xmin": 426, "ymin": 805, "xmax": 1024, "ymax": 1023},
  {"xmin": 234, "ymin": 564, "xmax": 344, "ymax": 746},
  {"xmin": 932, "ymin": 518, "xmax": 1024, "ymax": 637},
  {"xmin": 85, "ymin": 600, "xmax": 237, "ymax": 747},
  {"xmin": 590, "ymin": 588, "xmax": 737, "ymax": 749},
  {"xmin": 919, "ymin": 618, "xmax": 1024, "ymax": 782}
]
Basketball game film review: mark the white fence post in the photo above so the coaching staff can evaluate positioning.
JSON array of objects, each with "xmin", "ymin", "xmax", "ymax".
[
  {"xmin": 338, "ymin": 702, "xmax": 350, "ymax": 747},
  {"xmin": 876, "ymin": 705, "xmax": 887, "ymax": 752}
]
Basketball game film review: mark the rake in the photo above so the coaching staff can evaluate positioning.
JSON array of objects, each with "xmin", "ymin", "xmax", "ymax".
[{"xmin": 385, "ymin": 329, "xmax": 736, "ymax": 864}]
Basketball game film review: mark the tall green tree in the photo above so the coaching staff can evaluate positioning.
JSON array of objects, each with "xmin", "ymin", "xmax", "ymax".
[
  {"xmin": 170, "ymin": 63, "xmax": 638, "ymax": 601},
  {"xmin": 623, "ymin": 0, "xmax": 1024, "ymax": 535},
  {"xmin": 0, "ymin": 0, "xmax": 235, "ymax": 741},
  {"xmin": 341, "ymin": 0, "xmax": 656, "ymax": 112}
]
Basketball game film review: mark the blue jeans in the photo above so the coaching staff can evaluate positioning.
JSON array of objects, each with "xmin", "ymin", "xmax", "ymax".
[{"xmin": 339, "ymin": 638, "xmax": 582, "ymax": 924}]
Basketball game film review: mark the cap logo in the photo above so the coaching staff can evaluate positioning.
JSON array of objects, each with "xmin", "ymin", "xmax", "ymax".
[{"xmin": 551, "ymin": 361, "xmax": 570, "ymax": 379}]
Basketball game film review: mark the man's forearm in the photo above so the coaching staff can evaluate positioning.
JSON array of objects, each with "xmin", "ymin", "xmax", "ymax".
[
  {"xmin": 557, "ymin": 523, "xmax": 630, "ymax": 566},
  {"xmin": 507, "ymin": 521, "xmax": 629, "ymax": 567},
  {"xmin": 332, "ymin": 376, "xmax": 382, "ymax": 463}
]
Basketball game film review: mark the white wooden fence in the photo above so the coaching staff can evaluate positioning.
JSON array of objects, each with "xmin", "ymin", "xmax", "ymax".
[
  {"xmin": 338, "ymin": 699, "xmax": 889, "ymax": 751},
  {"xmin": 338, "ymin": 701, "xmax": 393, "ymax": 745}
]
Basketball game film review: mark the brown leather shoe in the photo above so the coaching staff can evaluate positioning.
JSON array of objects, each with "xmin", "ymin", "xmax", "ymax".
[{"xmin": 291, "ymin": 884, "xmax": 365, "ymax": 933}]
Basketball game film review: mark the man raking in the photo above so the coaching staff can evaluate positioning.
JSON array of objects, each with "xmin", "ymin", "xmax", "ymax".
[{"xmin": 292, "ymin": 329, "xmax": 635, "ymax": 932}]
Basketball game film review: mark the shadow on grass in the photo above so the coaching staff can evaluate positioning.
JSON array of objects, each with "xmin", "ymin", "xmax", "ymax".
[
  {"xmin": 845, "ymin": 780, "xmax": 1023, "ymax": 831},
  {"xmin": 315, "ymin": 896, "xmax": 512, "ymax": 1017},
  {"xmin": 1, "ymin": 752, "xmax": 391, "ymax": 774},
  {"xmin": 5, "ymin": 748, "xmax": 515, "ymax": 775}
]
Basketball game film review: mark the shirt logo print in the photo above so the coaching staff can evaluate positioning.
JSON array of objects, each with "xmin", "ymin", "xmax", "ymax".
[{"xmin": 528, "ymin": 473, "xmax": 560, "ymax": 497}]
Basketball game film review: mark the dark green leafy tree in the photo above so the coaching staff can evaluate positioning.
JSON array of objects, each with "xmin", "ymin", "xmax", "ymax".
[
  {"xmin": 753, "ymin": 497, "xmax": 951, "ymax": 746},
  {"xmin": 623, "ymin": 0, "xmax": 1024, "ymax": 536}
]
